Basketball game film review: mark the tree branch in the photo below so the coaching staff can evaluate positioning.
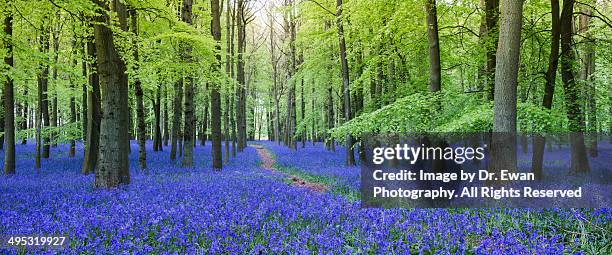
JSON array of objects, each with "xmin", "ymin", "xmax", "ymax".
[
  {"xmin": 304, "ymin": 0, "xmax": 335, "ymax": 16},
  {"xmin": 439, "ymin": 25, "xmax": 480, "ymax": 37},
  {"xmin": 573, "ymin": 11, "xmax": 612, "ymax": 29}
]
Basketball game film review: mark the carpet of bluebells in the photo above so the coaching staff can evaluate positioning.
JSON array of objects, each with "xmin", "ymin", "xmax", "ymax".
[{"xmin": 0, "ymin": 141, "xmax": 610, "ymax": 254}]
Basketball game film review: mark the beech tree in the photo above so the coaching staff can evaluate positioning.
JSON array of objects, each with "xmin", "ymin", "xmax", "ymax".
[
  {"xmin": 81, "ymin": 33, "xmax": 101, "ymax": 175},
  {"xmin": 531, "ymin": 0, "xmax": 560, "ymax": 178},
  {"xmin": 490, "ymin": 0, "xmax": 524, "ymax": 172},
  {"xmin": 131, "ymin": 9, "xmax": 147, "ymax": 170},
  {"xmin": 181, "ymin": 0, "xmax": 195, "ymax": 168},
  {"xmin": 559, "ymin": 0, "xmax": 590, "ymax": 172},
  {"xmin": 425, "ymin": 0, "xmax": 441, "ymax": 93},
  {"xmin": 211, "ymin": 0, "xmax": 223, "ymax": 170},
  {"xmin": 94, "ymin": 0, "xmax": 131, "ymax": 188},
  {"xmin": 3, "ymin": 0, "xmax": 14, "ymax": 174},
  {"xmin": 336, "ymin": 0, "xmax": 353, "ymax": 165}
]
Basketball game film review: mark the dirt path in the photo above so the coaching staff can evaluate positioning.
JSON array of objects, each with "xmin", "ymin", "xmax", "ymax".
[{"xmin": 251, "ymin": 145, "xmax": 327, "ymax": 193}]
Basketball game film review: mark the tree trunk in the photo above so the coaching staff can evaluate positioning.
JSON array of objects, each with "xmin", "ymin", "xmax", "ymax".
[
  {"xmin": 21, "ymin": 87, "xmax": 27, "ymax": 145},
  {"xmin": 41, "ymin": 28, "xmax": 50, "ymax": 158},
  {"xmin": 425, "ymin": 0, "xmax": 441, "ymax": 93},
  {"xmin": 69, "ymin": 40, "xmax": 78, "ymax": 157},
  {"xmin": 579, "ymin": 10, "xmax": 597, "ymax": 157},
  {"xmin": 36, "ymin": 22, "xmax": 50, "ymax": 168},
  {"xmin": 3, "ymin": 6, "xmax": 15, "ymax": 174},
  {"xmin": 230, "ymin": 0, "xmax": 237, "ymax": 156},
  {"xmin": 531, "ymin": 0, "xmax": 560, "ymax": 179},
  {"xmin": 230, "ymin": 92, "xmax": 237, "ymax": 157},
  {"xmin": 201, "ymin": 91, "xmax": 208, "ymax": 146},
  {"xmin": 283, "ymin": 1, "xmax": 297, "ymax": 150},
  {"xmin": 130, "ymin": 9, "xmax": 147, "ymax": 171},
  {"xmin": 491, "ymin": 0, "xmax": 523, "ymax": 173},
  {"xmin": 153, "ymin": 89, "xmax": 162, "ymax": 152},
  {"xmin": 236, "ymin": 0, "xmax": 247, "ymax": 152},
  {"xmin": 181, "ymin": 0, "xmax": 195, "ymax": 168},
  {"xmin": 170, "ymin": 78, "xmax": 183, "ymax": 161},
  {"xmin": 81, "ymin": 35, "xmax": 101, "ymax": 175},
  {"xmin": 542, "ymin": 0, "xmax": 560, "ymax": 109},
  {"xmin": 336, "ymin": 0, "xmax": 353, "ymax": 165},
  {"xmin": 163, "ymin": 83, "xmax": 169, "ymax": 146},
  {"xmin": 223, "ymin": 0, "xmax": 232, "ymax": 163},
  {"xmin": 269, "ymin": 12, "xmax": 280, "ymax": 144},
  {"xmin": 51, "ymin": 20, "xmax": 60, "ymax": 149},
  {"xmin": 484, "ymin": 0, "xmax": 499, "ymax": 100},
  {"xmin": 560, "ymin": 0, "xmax": 589, "ymax": 172},
  {"xmin": 94, "ymin": 0, "xmax": 131, "ymax": 188},
  {"xmin": 326, "ymin": 85, "xmax": 335, "ymax": 152},
  {"xmin": 211, "ymin": 0, "xmax": 223, "ymax": 170},
  {"xmin": 300, "ymin": 78, "xmax": 305, "ymax": 148},
  {"xmin": 311, "ymin": 84, "xmax": 316, "ymax": 145},
  {"xmin": 82, "ymin": 46, "xmax": 88, "ymax": 142}
]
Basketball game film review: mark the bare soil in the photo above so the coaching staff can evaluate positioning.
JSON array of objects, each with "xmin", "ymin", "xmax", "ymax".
[{"xmin": 251, "ymin": 145, "xmax": 327, "ymax": 193}]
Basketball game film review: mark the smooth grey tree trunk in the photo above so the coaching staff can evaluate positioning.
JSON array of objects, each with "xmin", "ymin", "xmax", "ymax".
[
  {"xmin": 425, "ymin": 0, "xmax": 441, "ymax": 93},
  {"xmin": 491, "ymin": 0, "xmax": 524, "ymax": 173}
]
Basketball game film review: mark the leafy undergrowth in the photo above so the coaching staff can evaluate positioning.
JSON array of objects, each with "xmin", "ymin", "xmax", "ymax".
[
  {"xmin": 330, "ymin": 92, "xmax": 568, "ymax": 141},
  {"xmin": 0, "ymin": 141, "xmax": 610, "ymax": 254}
]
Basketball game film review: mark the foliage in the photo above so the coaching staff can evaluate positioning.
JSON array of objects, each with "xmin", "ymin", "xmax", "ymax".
[{"xmin": 331, "ymin": 90, "xmax": 571, "ymax": 141}]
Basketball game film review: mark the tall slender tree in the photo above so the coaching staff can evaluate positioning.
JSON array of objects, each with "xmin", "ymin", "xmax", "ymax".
[
  {"xmin": 21, "ymin": 87, "xmax": 28, "ymax": 145},
  {"xmin": 69, "ymin": 39, "xmax": 78, "ymax": 157},
  {"xmin": 170, "ymin": 78, "xmax": 183, "ymax": 160},
  {"xmin": 82, "ymin": 31, "xmax": 101, "ymax": 175},
  {"xmin": 181, "ymin": 0, "xmax": 195, "ymax": 168},
  {"xmin": 491, "ymin": 0, "xmax": 524, "ymax": 172},
  {"xmin": 130, "ymin": 9, "xmax": 147, "ymax": 171},
  {"xmin": 153, "ymin": 84, "xmax": 163, "ymax": 151},
  {"xmin": 81, "ymin": 45, "xmax": 88, "ymax": 142},
  {"xmin": 36, "ymin": 19, "xmax": 50, "ymax": 169},
  {"xmin": 336, "ymin": 0, "xmax": 353, "ymax": 165},
  {"xmin": 559, "ymin": 0, "xmax": 589, "ymax": 172},
  {"xmin": 163, "ymin": 83, "xmax": 169, "ymax": 146},
  {"xmin": 484, "ymin": 0, "xmax": 499, "ymax": 100},
  {"xmin": 40, "ymin": 22, "xmax": 51, "ymax": 159},
  {"xmin": 425, "ymin": 0, "xmax": 441, "ymax": 92},
  {"xmin": 236, "ymin": 0, "xmax": 247, "ymax": 151},
  {"xmin": 532, "ymin": 0, "xmax": 560, "ymax": 178},
  {"xmin": 201, "ymin": 84, "xmax": 209, "ymax": 146},
  {"xmin": 50, "ymin": 14, "xmax": 60, "ymax": 149},
  {"xmin": 268, "ymin": 10, "xmax": 280, "ymax": 143},
  {"xmin": 211, "ymin": 0, "xmax": 223, "ymax": 170},
  {"xmin": 579, "ymin": 8, "xmax": 597, "ymax": 156},
  {"xmin": 3, "ymin": 0, "xmax": 15, "ymax": 174},
  {"xmin": 224, "ymin": 0, "xmax": 233, "ymax": 163}
]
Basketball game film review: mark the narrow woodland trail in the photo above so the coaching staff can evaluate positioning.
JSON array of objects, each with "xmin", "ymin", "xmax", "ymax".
[{"xmin": 251, "ymin": 144, "xmax": 327, "ymax": 193}]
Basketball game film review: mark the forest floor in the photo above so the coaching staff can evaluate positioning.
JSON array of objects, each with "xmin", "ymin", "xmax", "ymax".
[
  {"xmin": 252, "ymin": 144, "xmax": 327, "ymax": 193},
  {"xmin": 0, "ymin": 141, "xmax": 610, "ymax": 254}
]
